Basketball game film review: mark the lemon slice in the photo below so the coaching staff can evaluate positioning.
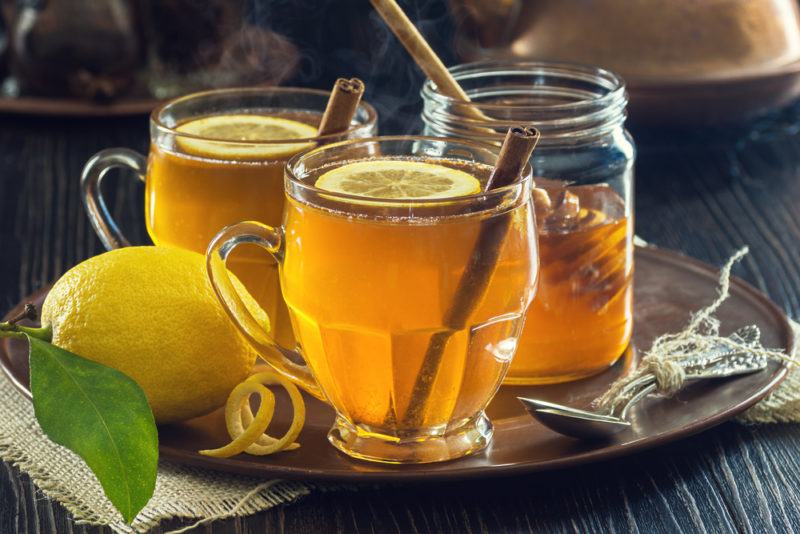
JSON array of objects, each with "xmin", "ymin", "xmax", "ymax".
[
  {"xmin": 314, "ymin": 160, "xmax": 482, "ymax": 200},
  {"xmin": 176, "ymin": 114, "xmax": 318, "ymax": 160}
]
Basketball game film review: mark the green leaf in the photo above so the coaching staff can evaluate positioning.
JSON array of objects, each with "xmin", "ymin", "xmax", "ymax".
[{"xmin": 28, "ymin": 336, "xmax": 158, "ymax": 523}]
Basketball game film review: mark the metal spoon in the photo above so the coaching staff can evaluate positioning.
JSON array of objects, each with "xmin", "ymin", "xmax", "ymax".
[
  {"xmin": 518, "ymin": 398, "xmax": 632, "ymax": 440},
  {"xmin": 518, "ymin": 326, "xmax": 768, "ymax": 440}
]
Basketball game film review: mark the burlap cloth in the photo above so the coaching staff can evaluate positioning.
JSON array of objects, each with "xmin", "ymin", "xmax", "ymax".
[
  {"xmin": 737, "ymin": 327, "xmax": 800, "ymax": 423},
  {"xmin": 0, "ymin": 370, "xmax": 313, "ymax": 533}
]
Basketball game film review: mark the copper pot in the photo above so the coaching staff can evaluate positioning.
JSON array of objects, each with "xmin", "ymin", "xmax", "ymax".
[
  {"xmin": 449, "ymin": 0, "xmax": 800, "ymax": 82},
  {"xmin": 448, "ymin": 0, "xmax": 800, "ymax": 123},
  {"xmin": 11, "ymin": 0, "xmax": 142, "ymax": 100}
]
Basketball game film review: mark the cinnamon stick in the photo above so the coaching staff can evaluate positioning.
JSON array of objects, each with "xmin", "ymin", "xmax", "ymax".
[
  {"xmin": 400, "ymin": 127, "xmax": 539, "ymax": 428},
  {"xmin": 485, "ymin": 127, "xmax": 540, "ymax": 191},
  {"xmin": 317, "ymin": 77, "xmax": 365, "ymax": 137},
  {"xmin": 369, "ymin": 0, "xmax": 490, "ymax": 123}
]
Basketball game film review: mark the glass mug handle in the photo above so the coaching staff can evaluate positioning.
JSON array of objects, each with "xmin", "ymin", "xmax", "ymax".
[
  {"xmin": 81, "ymin": 148, "xmax": 147, "ymax": 250},
  {"xmin": 206, "ymin": 221, "xmax": 324, "ymax": 400}
]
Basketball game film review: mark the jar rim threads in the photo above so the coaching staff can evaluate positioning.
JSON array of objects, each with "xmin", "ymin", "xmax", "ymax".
[{"xmin": 421, "ymin": 61, "xmax": 628, "ymax": 146}]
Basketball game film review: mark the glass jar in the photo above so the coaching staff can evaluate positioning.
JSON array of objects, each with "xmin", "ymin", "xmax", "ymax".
[{"xmin": 422, "ymin": 61, "xmax": 635, "ymax": 385}]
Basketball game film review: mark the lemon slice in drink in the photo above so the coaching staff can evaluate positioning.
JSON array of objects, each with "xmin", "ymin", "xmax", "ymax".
[
  {"xmin": 314, "ymin": 160, "xmax": 482, "ymax": 200},
  {"xmin": 176, "ymin": 114, "xmax": 318, "ymax": 160}
]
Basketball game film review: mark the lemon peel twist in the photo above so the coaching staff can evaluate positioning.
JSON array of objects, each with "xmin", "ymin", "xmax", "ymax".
[{"xmin": 200, "ymin": 371, "xmax": 305, "ymax": 458}]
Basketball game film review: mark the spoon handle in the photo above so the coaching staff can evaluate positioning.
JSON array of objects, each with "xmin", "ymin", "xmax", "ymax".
[
  {"xmin": 619, "ymin": 382, "xmax": 657, "ymax": 420},
  {"xmin": 607, "ymin": 326, "xmax": 768, "ymax": 417},
  {"xmin": 615, "ymin": 351, "xmax": 768, "ymax": 419}
]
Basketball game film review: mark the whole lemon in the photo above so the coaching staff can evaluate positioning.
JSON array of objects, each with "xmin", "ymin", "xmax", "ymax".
[{"xmin": 41, "ymin": 246, "xmax": 264, "ymax": 424}]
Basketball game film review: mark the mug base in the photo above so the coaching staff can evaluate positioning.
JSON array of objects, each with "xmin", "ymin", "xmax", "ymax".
[{"xmin": 327, "ymin": 412, "xmax": 493, "ymax": 464}]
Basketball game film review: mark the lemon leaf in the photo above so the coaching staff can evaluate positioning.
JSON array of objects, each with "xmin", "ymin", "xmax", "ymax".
[{"xmin": 28, "ymin": 335, "xmax": 158, "ymax": 524}]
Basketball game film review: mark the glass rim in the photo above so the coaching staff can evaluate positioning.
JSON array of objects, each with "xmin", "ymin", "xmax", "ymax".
[
  {"xmin": 149, "ymin": 86, "xmax": 379, "ymax": 144},
  {"xmin": 285, "ymin": 135, "xmax": 534, "ymax": 207},
  {"xmin": 421, "ymin": 60, "xmax": 627, "ymax": 113}
]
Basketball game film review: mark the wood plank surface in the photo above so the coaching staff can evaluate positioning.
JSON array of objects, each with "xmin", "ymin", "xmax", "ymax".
[{"xmin": 2, "ymin": 104, "xmax": 800, "ymax": 533}]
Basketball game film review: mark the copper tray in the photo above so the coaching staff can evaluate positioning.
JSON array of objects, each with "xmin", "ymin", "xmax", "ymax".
[{"xmin": 0, "ymin": 247, "xmax": 793, "ymax": 481}]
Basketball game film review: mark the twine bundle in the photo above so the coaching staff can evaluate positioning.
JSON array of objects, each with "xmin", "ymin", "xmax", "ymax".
[{"xmin": 595, "ymin": 247, "xmax": 796, "ymax": 415}]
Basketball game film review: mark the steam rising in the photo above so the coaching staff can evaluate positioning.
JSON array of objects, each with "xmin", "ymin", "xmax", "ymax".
[{"xmin": 250, "ymin": 0, "xmax": 459, "ymax": 134}]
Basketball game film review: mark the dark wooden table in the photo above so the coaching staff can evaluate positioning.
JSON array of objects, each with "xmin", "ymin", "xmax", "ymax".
[{"xmin": 2, "ymin": 106, "xmax": 800, "ymax": 533}]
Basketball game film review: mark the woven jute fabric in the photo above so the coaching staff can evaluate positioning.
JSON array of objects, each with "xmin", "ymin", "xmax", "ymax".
[
  {"xmin": 741, "ymin": 367, "xmax": 800, "ymax": 423},
  {"xmin": 739, "ymin": 320, "xmax": 800, "ymax": 423},
  {"xmin": 0, "ymin": 371, "xmax": 312, "ymax": 533}
]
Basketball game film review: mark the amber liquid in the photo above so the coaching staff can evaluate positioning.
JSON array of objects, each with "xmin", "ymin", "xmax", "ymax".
[
  {"xmin": 281, "ymin": 160, "xmax": 538, "ymax": 433},
  {"xmin": 146, "ymin": 110, "xmax": 321, "ymax": 347},
  {"xmin": 506, "ymin": 183, "xmax": 633, "ymax": 384}
]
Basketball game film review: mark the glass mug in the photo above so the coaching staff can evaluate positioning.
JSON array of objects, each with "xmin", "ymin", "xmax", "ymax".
[
  {"xmin": 422, "ymin": 61, "xmax": 634, "ymax": 384},
  {"xmin": 206, "ymin": 136, "xmax": 539, "ymax": 464},
  {"xmin": 81, "ymin": 87, "xmax": 378, "ymax": 348}
]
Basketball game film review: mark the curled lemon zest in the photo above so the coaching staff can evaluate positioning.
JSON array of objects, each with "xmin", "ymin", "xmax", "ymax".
[{"xmin": 199, "ymin": 371, "xmax": 305, "ymax": 458}]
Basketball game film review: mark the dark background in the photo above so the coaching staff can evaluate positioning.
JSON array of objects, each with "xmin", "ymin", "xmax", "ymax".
[{"xmin": 245, "ymin": 0, "xmax": 458, "ymax": 133}]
